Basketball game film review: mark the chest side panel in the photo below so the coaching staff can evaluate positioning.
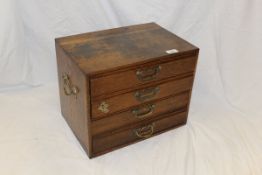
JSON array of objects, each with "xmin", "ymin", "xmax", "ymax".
[{"xmin": 55, "ymin": 41, "xmax": 91, "ymax": 156}]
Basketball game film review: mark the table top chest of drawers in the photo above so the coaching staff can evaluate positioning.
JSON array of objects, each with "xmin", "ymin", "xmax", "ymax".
[{"xmin": 55, "ymin": 22, "xmax": 199, "ymax": 158}]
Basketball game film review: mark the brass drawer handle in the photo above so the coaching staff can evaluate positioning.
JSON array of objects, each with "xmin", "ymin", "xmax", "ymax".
[
  {"xmin": 136, "ymin": 65, "xmax": 161, "ymax": 81},
  {"xmin": 134, "ymin": 123, "xmax": 155, "ymax": 138},
  {"xmin": 132, "ymin": 104, "xmax": 156, "ymax": 119},
  {"xmin": 62, "ymin": 74, "xmax": 79, "ymax": 96},
  {"xmin": 134, "ymin": 86, "xmax": 160, "ymax": 102}
]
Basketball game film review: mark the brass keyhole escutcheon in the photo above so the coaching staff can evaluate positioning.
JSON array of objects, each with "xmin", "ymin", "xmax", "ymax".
[{"xmin": 98, "ymin": 101, "xmax": 109, "ymax": 113}]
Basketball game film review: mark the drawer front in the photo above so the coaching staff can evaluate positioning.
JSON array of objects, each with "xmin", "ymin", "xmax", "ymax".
[
  {"xmin": 91, "ymin": 56, "xmax": 197, "ymax": 97},
  {"xmin": 91, "ymin": 76, "xmax": 193, "ymax": 119},
  {"xmin": 91, "ymin": 92, "xmax": 190, "ymax": 136},
  {"xmin": 93, "ymin": 111, "xmax": 187, "ymax": 155}
]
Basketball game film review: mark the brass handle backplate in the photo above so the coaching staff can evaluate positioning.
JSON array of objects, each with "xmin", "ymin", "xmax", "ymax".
[
  {"xmin": 132, "ymin": 104, "xmax": 156, "ymax": 119},
  {"xmin": 62, "ymin": 74, "xmax": 79, "ymax": 97},
  {"xmin": 134, "ymin": 123, "xmax": 155, "ymax": 138},
  {"xmin": 136, "ymin": 65, "xmax": 161, "ymax": 81},
  {"xmin": 134, "ymin": 86, "xmax": 160, "ymax": 102}
]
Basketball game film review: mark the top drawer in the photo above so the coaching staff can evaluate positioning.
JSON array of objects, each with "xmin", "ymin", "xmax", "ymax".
[{"xmin": 91, "ymin": 56, "xmax": 197, "ymax": 97}]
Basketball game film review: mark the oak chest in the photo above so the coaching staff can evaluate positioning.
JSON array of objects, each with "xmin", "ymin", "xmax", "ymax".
[{"xmin": 55, "ymin": 22, "xmax": 199, "ymax": 158}]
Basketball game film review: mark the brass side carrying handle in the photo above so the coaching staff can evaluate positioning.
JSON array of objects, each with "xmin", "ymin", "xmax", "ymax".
[
  {"xmin": 134, "ymin": 123, "xmax": 155, "ymax": 138},
  {"xmin": 136, "ymin": 65, "xmax": 161, "ymax": 81},
  {"xmin": 132, "ymin": 104, "xmax": 156, "ymax": 119},
  {"xmin": 62, "ymin": 74, "xmax": 79, "ymax": 96},
  {"xmin": 134, "ymin": 86, "xmax": 160, "ymax": 102}
]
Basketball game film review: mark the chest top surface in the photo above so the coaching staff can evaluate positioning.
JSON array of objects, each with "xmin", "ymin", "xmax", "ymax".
[{"xmin": 55, "ymin": 22, "xmax": 198, "ymax": 75}]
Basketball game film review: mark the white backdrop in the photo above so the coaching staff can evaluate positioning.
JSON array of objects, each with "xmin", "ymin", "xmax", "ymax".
[{"xmin": 0, "ymin": 0, "xmax": 262, "ymax": 174}]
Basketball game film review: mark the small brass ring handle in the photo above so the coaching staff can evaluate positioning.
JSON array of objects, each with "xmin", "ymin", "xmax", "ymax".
[
  {"xmin": 134, "ymin": 123, "xmax": 155, "ymax": 138},
  {"xmin": 134, "ymin": 87, "xmax": 160, "ymax": 102},
  {"xmin": 62, "ymin": 74, "xmax": 79, "ymax": 96},
  {"xmin": 136, "ymin": 65, "xmax": 161, "ymax": 81},
  {"xmin": 132, "ymin": 104, "xmax": 156, "ymax": 119}
]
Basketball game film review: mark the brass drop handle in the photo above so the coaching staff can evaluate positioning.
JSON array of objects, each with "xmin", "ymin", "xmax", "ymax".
[
  {"xmin": 134, "ymin": 123, "xmax": 155, "ymax": 138},
  {"xmin": 136, "ymin": 65, "xmax": 161, "ymax": 81},
  {"xmin": 62, "ymin": 74, "xmax": 79, "ymax": 97},
  {"xmin": 134, "ymin": 87, "xmax": 160, "ymax": 102},
  {"xmin": 132, "ymin": 104, "xmax": 156, "ymax": 119}
]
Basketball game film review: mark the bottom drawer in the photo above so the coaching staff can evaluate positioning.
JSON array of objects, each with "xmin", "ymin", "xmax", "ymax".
[{"xmin": 92, "ymin": 111, "xmax": 187, "ymax": 156}]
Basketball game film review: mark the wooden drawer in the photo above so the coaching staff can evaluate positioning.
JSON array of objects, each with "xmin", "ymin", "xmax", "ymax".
[
  {"xmin": 93, "ymin": 111, "xmax": 187, "ymax": 156},
  {"xmin": 91, "ymin": 56, "xmax": 197, "ymax": 97},
  {"xmin": 91, "ymin": 92, "xmax": 190, "ymax": 136},
  {"xmin": 91, "ymin": 76, "xmax": 194, "ymax": 119}
]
